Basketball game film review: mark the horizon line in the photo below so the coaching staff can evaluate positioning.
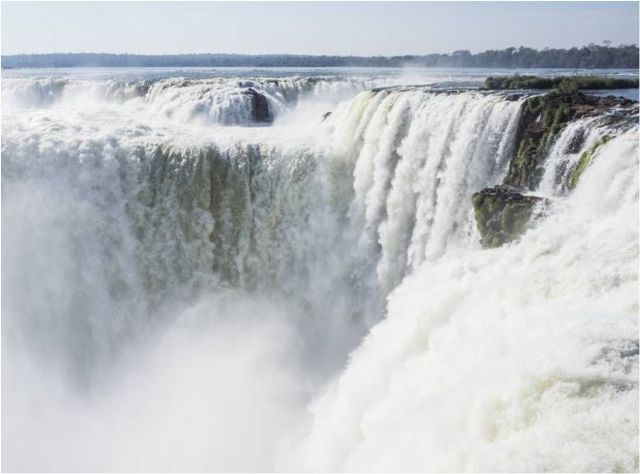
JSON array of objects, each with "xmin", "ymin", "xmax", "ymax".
[{"xmin": 4, "ymin": 43, "xmax": 639, "ymax": 58}]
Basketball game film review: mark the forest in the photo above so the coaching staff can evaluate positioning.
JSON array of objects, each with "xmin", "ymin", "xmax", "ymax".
[{"xmin": 2, "ymin": 44, "xmax": 638, "ymax": 69}]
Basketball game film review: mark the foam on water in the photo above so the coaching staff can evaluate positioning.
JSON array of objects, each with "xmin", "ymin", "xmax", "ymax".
[
  {"xmin": 282, "ymin": 130, "xmax": 639, "ymax": 472},
  {"xmin": 2, "ymin": 70, "xmax": 637, "ymax": 472}
]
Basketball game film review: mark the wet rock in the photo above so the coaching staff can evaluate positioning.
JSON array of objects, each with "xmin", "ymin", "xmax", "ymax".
[
  {"xmin": 502, "ymin": 92, "xmax": 635, "ymax": 190},
  {"xmin": 565, "ymin": 127, "xmax": 587, "ymax": 154},
  {"xmin": 244, "ymin": 88, "xmax": 272, "ymax": 123},
  {"xmin": 566, "ymin": 134, "xmax": 615, "ymax": 190},
  {"xmin": 472, "ymin": 185, "xmax": 546, "ymax": 248},
  {"xmin": 504, "ymin": 93, "xmax": 525, "ymax": 102}
]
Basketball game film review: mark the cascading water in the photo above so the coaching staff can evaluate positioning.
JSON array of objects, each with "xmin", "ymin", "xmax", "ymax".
[
  {"xmin": 327, "ymin": 89, "xmax": 523, "ymax": 293},
  {"xmin": 1, "ymin": 74, "xmax": 400, "ymax": 125},
  {"xmin": 283, "ymin": 128, "xmax": 639, "ymax": 472},
  {"xmin": 2, "ymin": 70, "xmax": 638, "ymax": 472}
]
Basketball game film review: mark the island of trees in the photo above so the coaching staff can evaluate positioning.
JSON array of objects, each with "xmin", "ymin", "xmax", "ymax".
[
  {"xmin": 484, "ymin": 75, "xmax": 639, "ymax": 91},
  {"xmin": 2, "ymin": 44, "xmax": 638, "ymax": 69}
]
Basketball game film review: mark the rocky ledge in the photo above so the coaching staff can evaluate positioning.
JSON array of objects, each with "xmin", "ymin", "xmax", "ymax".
[
  {"xmin": 244, "ymin": 88, "xmax": 272, "ymax": 123},
  {"xmin": 470, "ymin": 85, "xmax": 636, "ymax": 248},
  {"xmin": 472, "ymin": 186, "xmax": 547, "ymax": 248},
  {"xmin": 502, "ymin": 91, "xmax": 635, "ymax": 190}
]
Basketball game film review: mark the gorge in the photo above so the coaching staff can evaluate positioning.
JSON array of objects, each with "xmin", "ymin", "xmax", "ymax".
[{"xmin": 2, "ymin": 69, "xmax": 638, "ymax": 471}]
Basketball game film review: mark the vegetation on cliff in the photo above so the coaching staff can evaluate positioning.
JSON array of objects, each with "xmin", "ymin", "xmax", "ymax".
[
  {"xmin": 472, "ymin": 186, "xmax": 546, "ymax": 248},
  {"xmin": 566, "ymin": 135, "xmax": 613, "ymax": 190},
  {"xmin": 473, "ymin": 88, "xmax": 636, "ymax": 248},
  {"xmin": 502, "ymin": 92, "xmax": 634, "ymax": 190},
  {"xmin": 484, "ymin": 75, "xmax": 639, "ymax": 92}
]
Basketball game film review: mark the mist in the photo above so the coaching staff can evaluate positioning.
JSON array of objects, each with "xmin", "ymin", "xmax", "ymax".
[{"xmin": 2, "ymin": 67, "xmax": 637, "ymax": 471}]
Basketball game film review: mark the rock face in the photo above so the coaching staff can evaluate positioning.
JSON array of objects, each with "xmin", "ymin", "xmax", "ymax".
[
  {"xmin": 566, "ymin": 134, "xmax": 612, "ymax": 190},
  {"xmin": 502, "ymin": 92, "xmax": 634, "ymax": 190},
  {"xmin": 245, "ymin": 88, "xmax": 272, "ymax": 123},
  {"xmin": 472, "ymin": 186, "xmax": 546, "ymax": 248},
  {"xmin": 471, "ymin": 89, "xmax": 636, "ymax": 248}
]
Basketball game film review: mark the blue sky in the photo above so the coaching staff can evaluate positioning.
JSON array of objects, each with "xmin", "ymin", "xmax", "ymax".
[{"xmin": 2, "ymin": 2, "xmax": 638, "ymax": 56}]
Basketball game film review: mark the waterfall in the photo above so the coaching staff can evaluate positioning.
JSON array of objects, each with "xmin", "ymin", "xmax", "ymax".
[
  {"xmin": 284, "ymin": 129, "xmax": 638, "ymax": 472},
  {"xmin": 1, "ymin": 87, "xmax": 523, "ymax": 371},
  {"xmin": 2, "ymin": 73, "xmax": 637, "ymax": 471},
  {"xmin": 326, "ymin": 89, "xmax": 523, "ymax": 292},
  {"xmin": 1, "ymin": 75, "xmax": 399, "ymax": 124}
]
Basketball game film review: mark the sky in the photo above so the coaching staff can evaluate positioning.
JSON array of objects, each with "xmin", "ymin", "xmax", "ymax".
[{"xmin": 1, "ymin": 1, "xmax": 638, "ymax": 56}]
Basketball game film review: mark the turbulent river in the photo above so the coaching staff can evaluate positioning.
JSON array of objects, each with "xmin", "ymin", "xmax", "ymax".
[{"xmin": 2, "ymin": 67, "xmax": 638, "ymax": 472}]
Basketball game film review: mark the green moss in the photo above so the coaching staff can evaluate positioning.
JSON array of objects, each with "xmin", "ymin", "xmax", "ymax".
[
  {"xmin": 472, "ymin": 187, "xmax": 545, "ymax": 248},
  {"xmin": 505, "ymin": 99, "xmax": 562, "ymax": 190},
  {"xmin": 566, "ymin": 135, "xmax": 612, "ymax": 190},
  {"xmin": 484, "ymin": 75, "xmax": 639, "ymax": 91},
  {"xmin": 484, "ymin": 75, "xmax": 556, "ymax": 90},
  {"xmin": 502, "ymin": 90, "xmax": 623, "ymax": 190}
]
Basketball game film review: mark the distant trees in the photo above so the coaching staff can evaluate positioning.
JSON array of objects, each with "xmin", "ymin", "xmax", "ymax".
[
  {"xmin": 406, "ymin": 44, "xmax": 639, "ymax": 69},
  {"xmin": 2, "ymin": 44, "xmax": 638, "ymax": 69}
]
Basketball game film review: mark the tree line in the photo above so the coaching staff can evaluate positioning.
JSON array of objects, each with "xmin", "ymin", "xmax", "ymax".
[{"xmin": 3, "ymin": 44, "xmax": 638, "ymax": 69}]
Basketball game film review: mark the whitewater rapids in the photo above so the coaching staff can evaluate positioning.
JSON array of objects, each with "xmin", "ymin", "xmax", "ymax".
[{"xmin": 2, "ymin": 70, "xmax": 638, "ymax": 472}]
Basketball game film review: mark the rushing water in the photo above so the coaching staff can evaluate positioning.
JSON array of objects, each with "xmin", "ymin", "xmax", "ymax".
[{"xmin": 2, "ymin": 68, "xmax": 638, "ymax": 472}]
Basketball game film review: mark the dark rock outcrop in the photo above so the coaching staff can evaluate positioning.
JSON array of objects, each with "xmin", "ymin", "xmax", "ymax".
[
  {"xmin": 244, "ymin": 88, "xmax": 272, "ymax": 123},
  {"xmin": 472, "ymin": 186, "xmax": 546, "ymax": 248},
  {"xmin": 471, "ymin": 88, "xmax": 636, "ymax": 249},
  {"xmin": 502, "ymin": 92, "xmax": 634, "ymax": 190}
]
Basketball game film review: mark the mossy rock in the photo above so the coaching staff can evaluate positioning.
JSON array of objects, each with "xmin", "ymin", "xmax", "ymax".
[
  {"xmin": 503, "ymin": 92, "xmax": 634, "ymax": 190},
  {"xmin": 472, "ymin": 186, "xmax": 546, "ymax": 248},
  {"xmin": 566, "ymin": 135, "xmax": 612, "ymax": 190}
]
